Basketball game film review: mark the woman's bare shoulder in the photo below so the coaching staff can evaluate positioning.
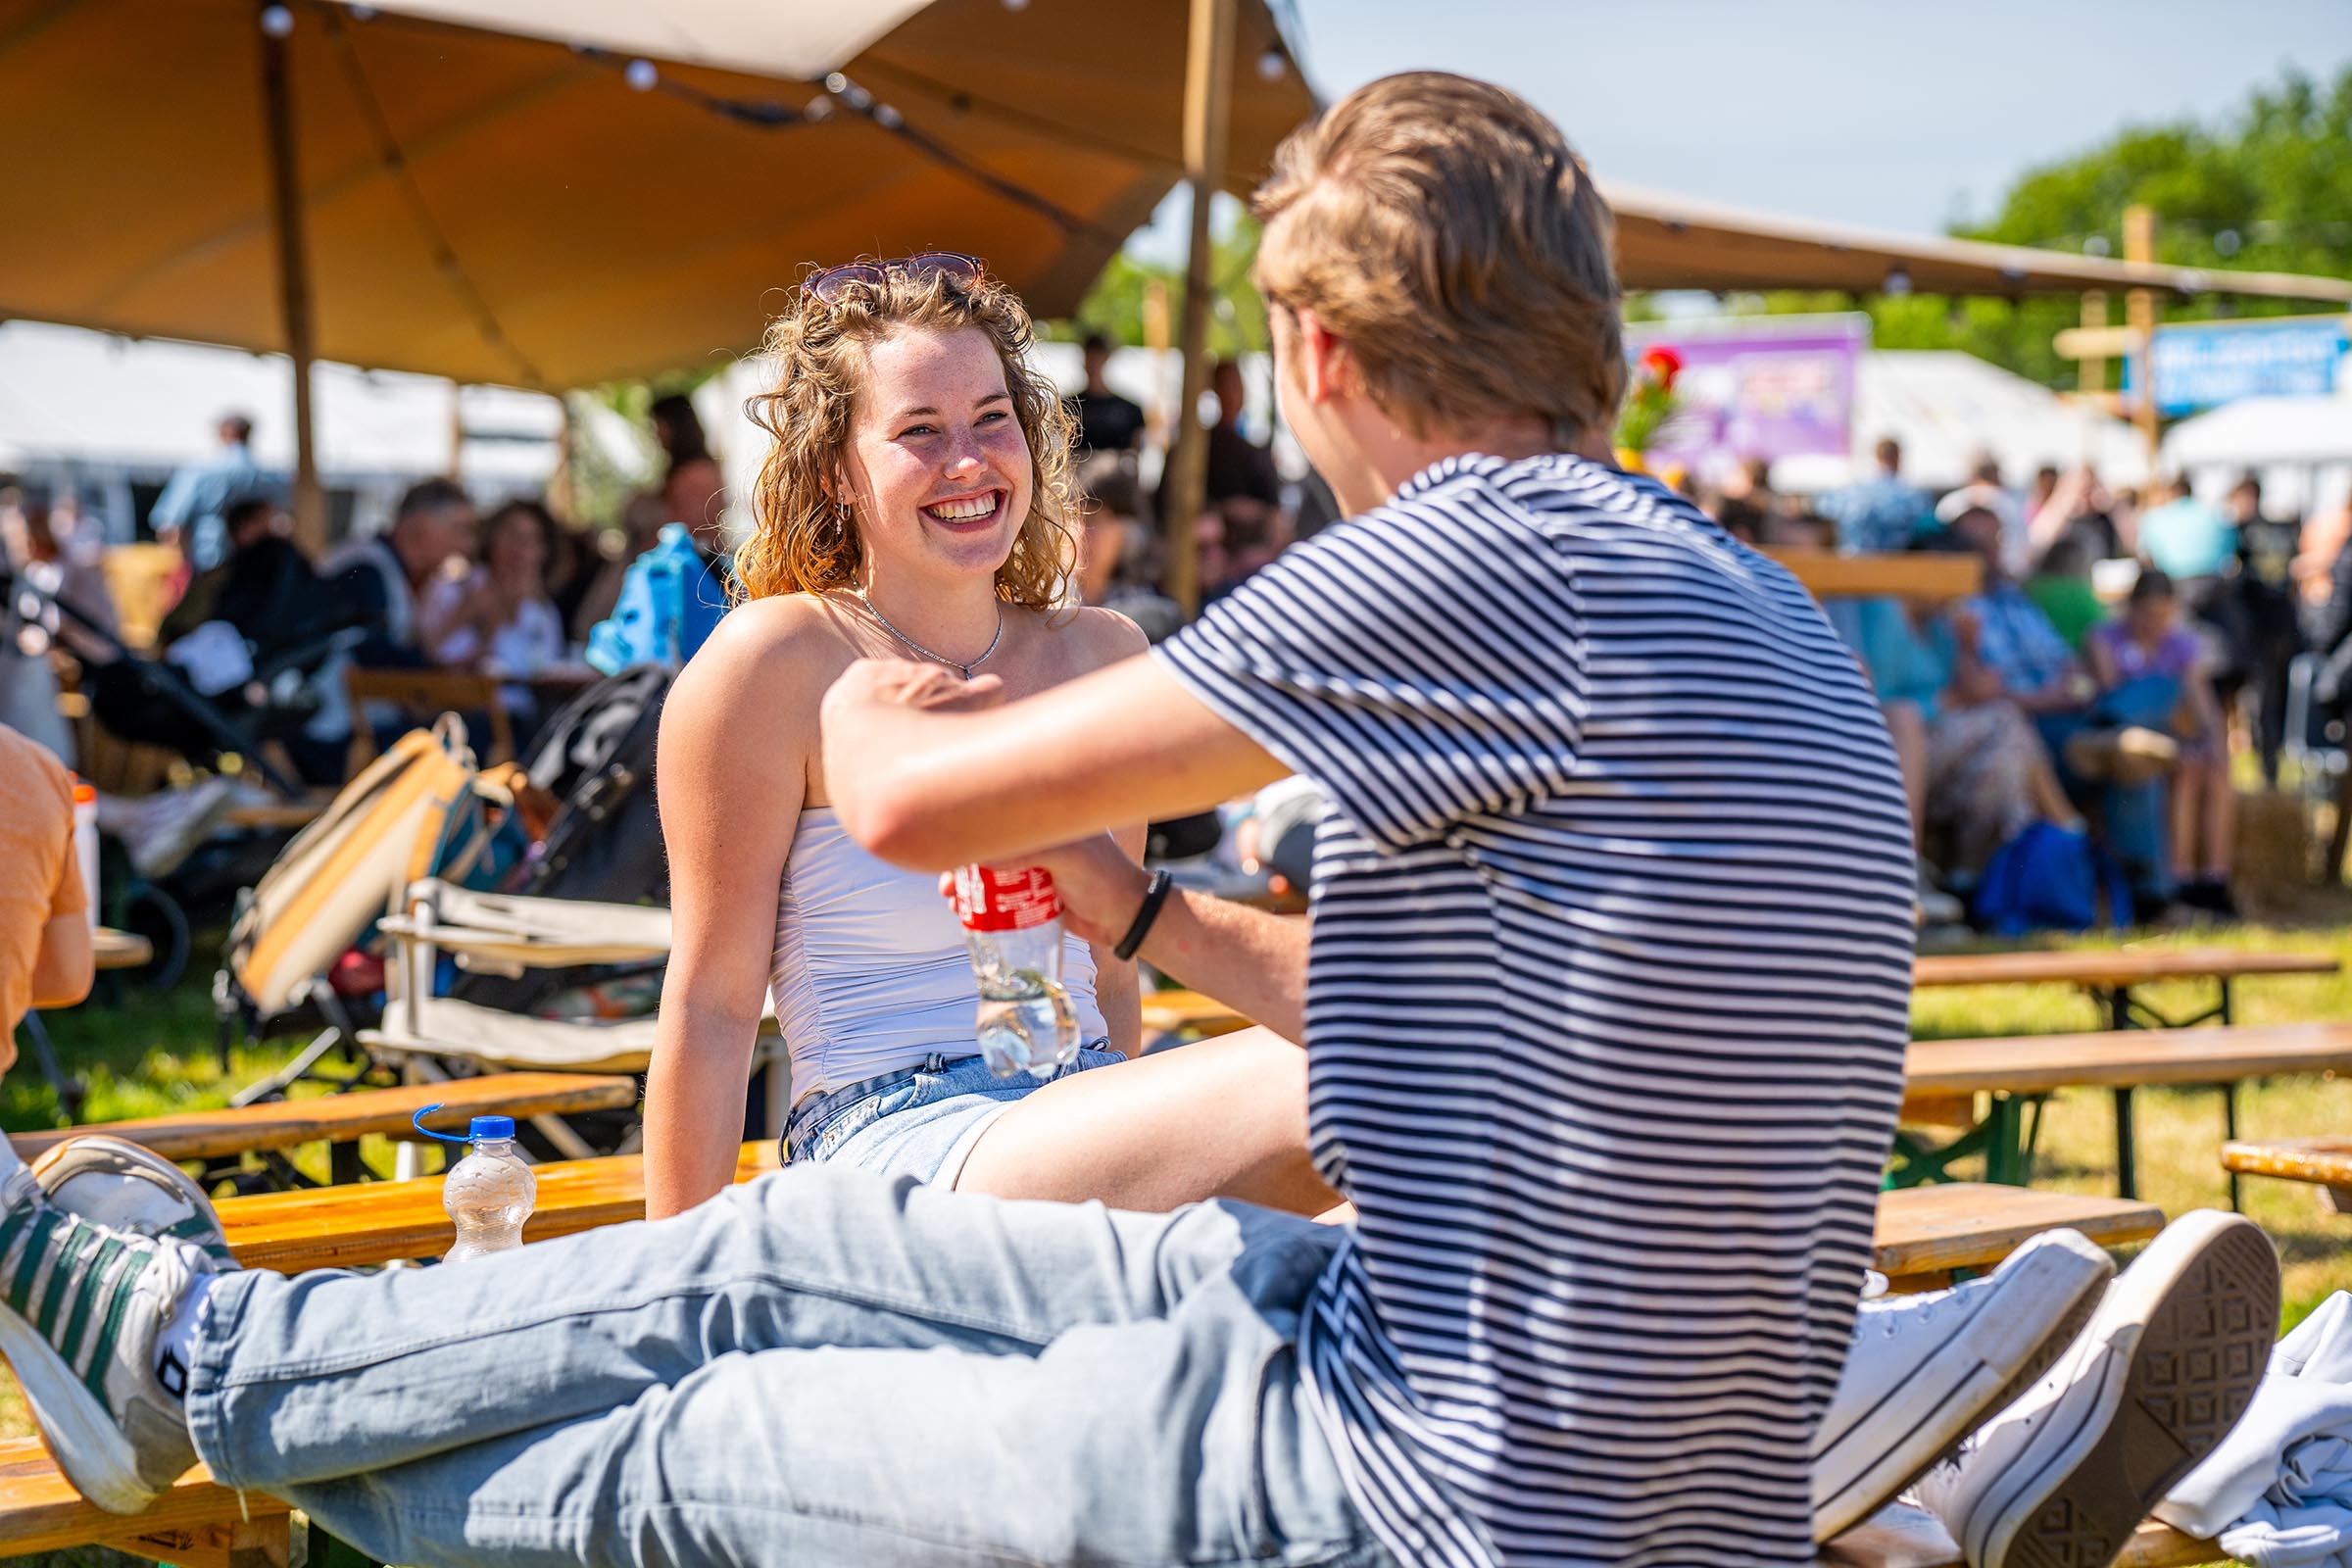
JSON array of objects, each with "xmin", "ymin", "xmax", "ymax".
[
  {"xmin": 664, "ymin": 594, "xmax": 857, "ymax": 739},
  {"xmin": 1051, "ymin": 604, "xmax": 1153, "ymax": 674}
]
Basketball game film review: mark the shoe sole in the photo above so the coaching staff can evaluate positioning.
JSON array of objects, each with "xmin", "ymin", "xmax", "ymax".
[
  {"xmin": 1971, "ymin": 1213, "xmax": 2278, "ymax": 1568},
  {"xmin": 1814, "ymin": 1249, "xmax": 2110, "ymax": 1542},
  {"xmin": 0, "ymin": 1298, "xmax": 155, "ymax": 1513}
]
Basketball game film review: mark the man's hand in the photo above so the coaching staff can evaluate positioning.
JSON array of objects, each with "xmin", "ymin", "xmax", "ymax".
[
  {"xmin": 822, "ymin": 658, "xmax": 1006, "ymax": 726},
  {"xmin": 942, "ymin": 835, "xmax": 1151, "ymax": 949}
]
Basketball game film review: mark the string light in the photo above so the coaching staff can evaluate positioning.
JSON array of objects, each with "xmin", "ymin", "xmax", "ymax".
[
  {"xmin": 260, "ymin": 4, "xmax": 294, "ymax": 36},
  {"xmin": 1256, "ymin": 49, "xmax": 1286, "ymax": 82},
  {"xmin": 1883, "ymin": 266, "xmax": 1912, "ymax": 297},
  {"xmin": 624, "ymin": 59, "xmax": 658, "ymax": 91}
]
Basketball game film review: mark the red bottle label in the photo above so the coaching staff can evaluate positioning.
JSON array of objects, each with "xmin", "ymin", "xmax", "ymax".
[{"xmin": 951, "ymin": 866, "xmax": 1061, "ymax": 933}]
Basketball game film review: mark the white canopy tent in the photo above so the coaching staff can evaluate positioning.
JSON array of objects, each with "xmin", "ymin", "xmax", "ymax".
[
  {"xmin": 1774, "ymin": 350, "xmax": 2154, "ymax": 496},
  {"xmin": 2161, "ymin": 390, "xmax": 2352, "ymax": 523}
]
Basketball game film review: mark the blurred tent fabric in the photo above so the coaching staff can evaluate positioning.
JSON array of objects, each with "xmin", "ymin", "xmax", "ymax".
[{"xmin": 0, "ymin": 0, "xmax": 1311, "ymax": 390}]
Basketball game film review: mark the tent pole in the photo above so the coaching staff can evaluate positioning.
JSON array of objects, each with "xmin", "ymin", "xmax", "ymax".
[
  {"xmin": 260, "ymin": 15, "xmax": 326, "ymax": 556},
  {"xmin": 2123, "ymin": 205, "xmax": 2160, "ymax": 465},
  {"xmin": 1162, "ymin": 0, "xmax": 1238, "ymax": 617}
]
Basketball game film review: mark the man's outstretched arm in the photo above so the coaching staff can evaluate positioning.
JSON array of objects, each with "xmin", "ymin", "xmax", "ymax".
[
  {"xmin": 822, "ymin": 653, "xmax": 1288, "ymax": 870},
  {"xmin": 822, "ymin": 653, "xmax": 1307, "ymax": 1041}
]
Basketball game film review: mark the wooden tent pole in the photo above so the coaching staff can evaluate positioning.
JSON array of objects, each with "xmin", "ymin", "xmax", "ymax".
[
  {"xmin": 260, "ymin": 15, "xmax": 326, "ymax": 555},
  {"xmin": 1162, "ymin": 0, "xmax": 1238, "ymax": 617},
  {"xmin": 2123, "ymin": 205, "xmax": 2160, "ymax": 465}
]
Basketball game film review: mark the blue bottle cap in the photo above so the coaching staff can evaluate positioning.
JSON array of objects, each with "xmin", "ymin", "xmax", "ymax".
[{"xmin": 469, "ymin": 1115, "xmax": 516, "ymax": 1142}]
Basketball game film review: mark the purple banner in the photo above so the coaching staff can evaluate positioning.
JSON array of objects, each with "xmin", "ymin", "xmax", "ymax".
[{"xmin": 1623, "ymin": 315, "xmax": 1867, "ymax": 475}]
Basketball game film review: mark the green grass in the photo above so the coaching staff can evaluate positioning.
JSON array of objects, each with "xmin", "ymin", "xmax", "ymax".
[{"xmin": 5, "ymin": 920, "xmax": 2352, "ymax": 1564}]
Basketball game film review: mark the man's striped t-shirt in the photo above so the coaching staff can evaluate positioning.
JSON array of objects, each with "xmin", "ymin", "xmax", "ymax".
[{"xmin": 1157, "ymin": 453, "xmax": 1916, "ymax": 1567}]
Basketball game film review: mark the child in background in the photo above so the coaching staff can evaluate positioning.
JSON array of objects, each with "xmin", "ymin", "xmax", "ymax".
[{"xmin": 2087, "ymin": 569, "xmax": 2235, "ymax": 915}]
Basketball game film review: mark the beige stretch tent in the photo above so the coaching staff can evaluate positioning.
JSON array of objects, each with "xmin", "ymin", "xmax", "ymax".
[{"xmin": 0, "ymin": 0, "xmax": 1309, "ymax": 391}]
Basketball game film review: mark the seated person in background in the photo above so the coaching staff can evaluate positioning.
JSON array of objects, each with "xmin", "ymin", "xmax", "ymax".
[
  {"xmin": 2022, "ymin": 532, "xmax": 2108, "ymax": 653},
  {"xmin": 1937, "ymin": 453, "xmax": 2027, "ymax": 573},
  {"xmin": 1949, "ymin": 505, "xmax": 2182, "ymax": 912},
  {"xmin": 0, "ymin": 722, "xmax": 92, "ymax": 1049},
  {"xmin": 1064, "ymin": 332, "xmax": 1147, "ymax": 459},
  {"xmin": 301, "ymin": 479, "xmax": 477, "ymax": 778},
  {"xmin": 2088, "ymin": 569, "xmax": 2235, "ymax": 917},
  {"xmin": 421, "ymin": 499, "xmax": 566, "ymax": 739}
]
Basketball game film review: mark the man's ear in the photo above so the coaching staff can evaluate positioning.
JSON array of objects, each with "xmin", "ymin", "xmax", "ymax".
[{"xmin": 1291, "ymin": 308, "xmax": 1352, "ymax": 407}]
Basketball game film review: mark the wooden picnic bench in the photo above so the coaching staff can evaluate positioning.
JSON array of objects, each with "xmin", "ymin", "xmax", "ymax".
[
  {"xmin": 1897, "ymin": 1024, "xmax": 2352, "ymax": 1199},
  {"xmin": 2224, "ymin": 1137, "xmax": 2352, "ymax": 1215},
  {"xmin": 5, "ymin": 1073, "xmax": 639, "ymax": 1190},
  {"xmin": 1873, "ymin": 1182, "xmax": 2161, "ymax": 1292}
]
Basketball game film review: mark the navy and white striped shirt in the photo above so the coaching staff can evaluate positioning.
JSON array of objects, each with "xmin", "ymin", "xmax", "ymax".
[{"xmin": 1158, "ymin": 454, "xmax": 1915, "ymax": 1567}]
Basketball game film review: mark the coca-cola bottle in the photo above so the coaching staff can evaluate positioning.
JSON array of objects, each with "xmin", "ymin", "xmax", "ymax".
[{"xmin": 950, "ymin": 866, "xmax": 1083, "ymax": 1080}]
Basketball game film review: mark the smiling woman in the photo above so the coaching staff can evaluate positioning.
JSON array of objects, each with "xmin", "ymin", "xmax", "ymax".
[{"xmin": 639, "ymin": 258, "xmax": 1337, "ymax": 1224}]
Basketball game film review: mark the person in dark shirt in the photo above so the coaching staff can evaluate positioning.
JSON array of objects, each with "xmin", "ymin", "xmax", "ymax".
[
  {"xmin": 159, "ymin": 498, "xmax": 322, "ymax": 659},
  {"xmin": 1064, "ymin": 333, "xmax": 1147, "ymax": 459}
]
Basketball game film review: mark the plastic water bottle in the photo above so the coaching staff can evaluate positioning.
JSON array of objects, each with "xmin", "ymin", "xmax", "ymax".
[
  {"xmin": 949, "ymin": 867, "xmax": 1082, "ymax": 1080},
  {"xmin": 69, "ymin": 777, "xmax": 98, "ymax": 935},
  {"xmin": 414, "ymin": 1109, "xmax": 536, "ymax": 1262}
]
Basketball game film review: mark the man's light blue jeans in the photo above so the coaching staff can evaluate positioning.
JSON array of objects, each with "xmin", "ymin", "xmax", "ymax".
[{"xmin": 182, "ymin": 1165, "xmax": 1391, "ymax": 1568}]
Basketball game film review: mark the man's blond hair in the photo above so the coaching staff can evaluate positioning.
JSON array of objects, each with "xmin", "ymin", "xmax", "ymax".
[{"xmin": 1252, "ymin": 72, "xmax": 1625, "ymax": 443}]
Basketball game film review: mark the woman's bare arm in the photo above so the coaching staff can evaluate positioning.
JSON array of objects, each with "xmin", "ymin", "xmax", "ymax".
[{"xmin": 644, "ymin": 606, "xmax": 819, "ymax": 1219}]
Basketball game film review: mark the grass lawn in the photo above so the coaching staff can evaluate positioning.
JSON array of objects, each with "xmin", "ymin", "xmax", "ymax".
[{"xmin": 1, "ymin": 917, "xmax": 2348, "ymax": 1564}]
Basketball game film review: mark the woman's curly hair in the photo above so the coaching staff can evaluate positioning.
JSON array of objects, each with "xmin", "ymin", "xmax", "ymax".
[{"xmin": 736, "ymin": 265, "xmax": 1076, "ymax": 608}]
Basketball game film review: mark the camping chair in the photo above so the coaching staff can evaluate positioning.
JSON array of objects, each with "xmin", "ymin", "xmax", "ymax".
[{"xmin": 365, "ymin": 878, "xmax": 787, "ymax": 1167}]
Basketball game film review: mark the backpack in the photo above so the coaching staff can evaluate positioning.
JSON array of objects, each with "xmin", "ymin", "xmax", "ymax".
[
  {"xmin": 226, "ymin": 717, "xmax": 541, "ymax": 1017},
  {"xmin": 1970, "ymin": 823, "xmax": 2134, "ymax": 937},
  {"xmin": 583, "ymin": 524, "xmax": 728, "ymax": 675}
]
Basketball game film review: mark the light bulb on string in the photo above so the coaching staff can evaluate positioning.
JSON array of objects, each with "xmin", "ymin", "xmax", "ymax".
[
  {"xmin": 1882, "ymin": 266, "xmax": 1912, "ymax": 297},
  {"xmin": 624, "ymin": 59, "xmax": 658, "ymax": 91},
  {"xmin": 260, "ymin": 4, "xmax": 294, "ymax": 37},
  {"xmin": 1257, "ymin": 49, "xmax": 1286, "ymax": 81}
]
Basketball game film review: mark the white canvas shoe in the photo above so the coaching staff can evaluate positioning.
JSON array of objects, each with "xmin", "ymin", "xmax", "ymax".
[
  {"xmin": 1915, "ymin": 1209, "xmax": 2278, "ymax": 1568},
  {"xmin": 1814, "ymin": 1229, "xmax": 2115, "ymax": 1543}
]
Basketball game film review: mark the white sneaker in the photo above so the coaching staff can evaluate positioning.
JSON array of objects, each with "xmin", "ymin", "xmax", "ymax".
[
  {"xmin": 0, "ymin": 1166, "xmax": 218, "ymax": 1512},
  {"xmin": 1915, "ymin": 1210, "xmax": 2278, "ymax": 1568},
  {"xmin": 1814, "ymin": 1229, "xmax": 2116, "ymax": 1542}
]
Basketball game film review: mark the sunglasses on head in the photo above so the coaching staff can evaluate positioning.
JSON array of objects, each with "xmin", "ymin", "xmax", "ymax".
[{"xmin": 801, "ymin": 251, "xmax": 985, "ymax": 306}]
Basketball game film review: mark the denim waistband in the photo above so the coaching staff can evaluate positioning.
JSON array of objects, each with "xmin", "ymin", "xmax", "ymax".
[{"xmin": 782, "ymin": 1044, "xmax": 1112, "ymax": 1163}]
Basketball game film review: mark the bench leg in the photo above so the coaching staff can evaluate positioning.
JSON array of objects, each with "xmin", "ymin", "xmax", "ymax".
[
  {"xmin": 2223, "ymin": 1081, "xmax": 2242, "ymax": 1212},
  {"xmin": 1984, "ymin": 1095, "xmax": 2032, "ymax": 1187},
  {"xmin": 2112, "ymin": 1087, "xmax": 2138, "ymax": 1200},
  {"xmin": 118, "ymin": 1513, "xmax": 292, "ymax": 1568}
]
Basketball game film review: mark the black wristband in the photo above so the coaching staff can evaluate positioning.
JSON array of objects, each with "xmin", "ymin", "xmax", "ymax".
[{"xmin": 1112, "ymin": 869, "xmax": 1175, "ymax": 961}]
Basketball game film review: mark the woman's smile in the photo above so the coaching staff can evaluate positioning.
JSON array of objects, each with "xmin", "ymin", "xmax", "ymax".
[{"xmin": 922, "ymin": 488, "xmax": 1008, "ymax": 532}]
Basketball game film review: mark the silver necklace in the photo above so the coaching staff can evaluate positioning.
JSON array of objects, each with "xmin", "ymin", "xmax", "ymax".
[{"xmin": 855, "ymin": 588, "xmax": 1004, "ymax": 679}]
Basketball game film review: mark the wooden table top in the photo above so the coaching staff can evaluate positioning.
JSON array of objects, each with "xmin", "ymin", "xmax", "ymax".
[
  {"xmin": 1872, "ymin": 1183, "xmax": 2161, "ymax": 1279},
  {"xmin": 217, "ymin": 1141, "xmax": 779, "ymax": 1273},
  {"xmin": 90, "ymin": 927, "xmax": 150, "ymax": 970},
  {"xmin": 7, "ymin": 1073, "xmax": 639, "ymax": 1164},
  {"xmin": 1916, "ymin": 947, "xmax": 2337, "ymax": 989},
  {"xmin": 1906, "ymin": 1023, "xmax": 2352, "ymax": 1096},
  {"xmin": 1822, "ymin": 1504, "xmax": 2211, "ymax": 1567}
]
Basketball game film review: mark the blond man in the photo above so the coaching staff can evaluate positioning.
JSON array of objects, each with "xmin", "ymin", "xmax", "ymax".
[{"xmin": 0, "ymin": 74, "xmax": 2273, "ymax": 1568}]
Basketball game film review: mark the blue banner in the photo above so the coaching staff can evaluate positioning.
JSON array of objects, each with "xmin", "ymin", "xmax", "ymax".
[{"xmin": 2135, "ymin": 318, "xmax": 2349, "ymax": 415}]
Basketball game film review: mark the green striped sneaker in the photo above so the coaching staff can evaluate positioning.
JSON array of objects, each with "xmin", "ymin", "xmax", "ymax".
[
  {"xmin": 29, "ymin": 1138, "xmax": 235, "ymax": 1269},
  {"xmin": 0, "ymin": 1166, "xmax": 212, "ymax": 1513}
]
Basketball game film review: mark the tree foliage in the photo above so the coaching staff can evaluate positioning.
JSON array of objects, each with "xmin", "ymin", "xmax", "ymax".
[
  {"xmin": 1058, "ymin": 213, "xmax": 1271, "ymax": 357},
  {"xmin": 1744, "ymin": 67, "xmax": 2352, "ymax": 388}
]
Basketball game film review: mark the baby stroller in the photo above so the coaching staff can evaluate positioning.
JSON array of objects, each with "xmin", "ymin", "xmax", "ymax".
[{"xmin": 3, "ymin": 557, "xmax": 360, "ymax": 800}]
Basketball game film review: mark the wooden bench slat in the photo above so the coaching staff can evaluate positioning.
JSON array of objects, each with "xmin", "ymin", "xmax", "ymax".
[
  {"xmin": 2224, "ymin": 1137, "xmax": 2352, "ymax": 1187},
  {"xmin": 219, "ymin": 1141, "xmax": 778, "ymax": 1273},
  {"xmin": 0, "ymin": 1437, "xmax": 288, "ymax": 1556},
  {"xmin": 1873, "ymin": 1185, "xmax": 2163, "ymax": 1279},
  {"xmin": 6, "ymin": 1073, "xmax": 642, "ymax": 1165},
  {"xmin": 1915, "ymin": 948, "xmax": 2335, "ymax": 990},
  {"xmin": 1906, "ymin": 1024, "xmax": 2352, "ymax": 1095}
]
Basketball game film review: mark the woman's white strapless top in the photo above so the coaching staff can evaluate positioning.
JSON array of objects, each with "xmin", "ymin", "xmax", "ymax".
[{"xmin": 770, "ymin": 809, "xmax": 1106, "ymax": 1105}]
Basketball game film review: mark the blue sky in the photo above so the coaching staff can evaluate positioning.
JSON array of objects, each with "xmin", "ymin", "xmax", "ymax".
[{"xmin": 1134, "ymin": 0, "xmax": 2351, "ymax": 257}]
